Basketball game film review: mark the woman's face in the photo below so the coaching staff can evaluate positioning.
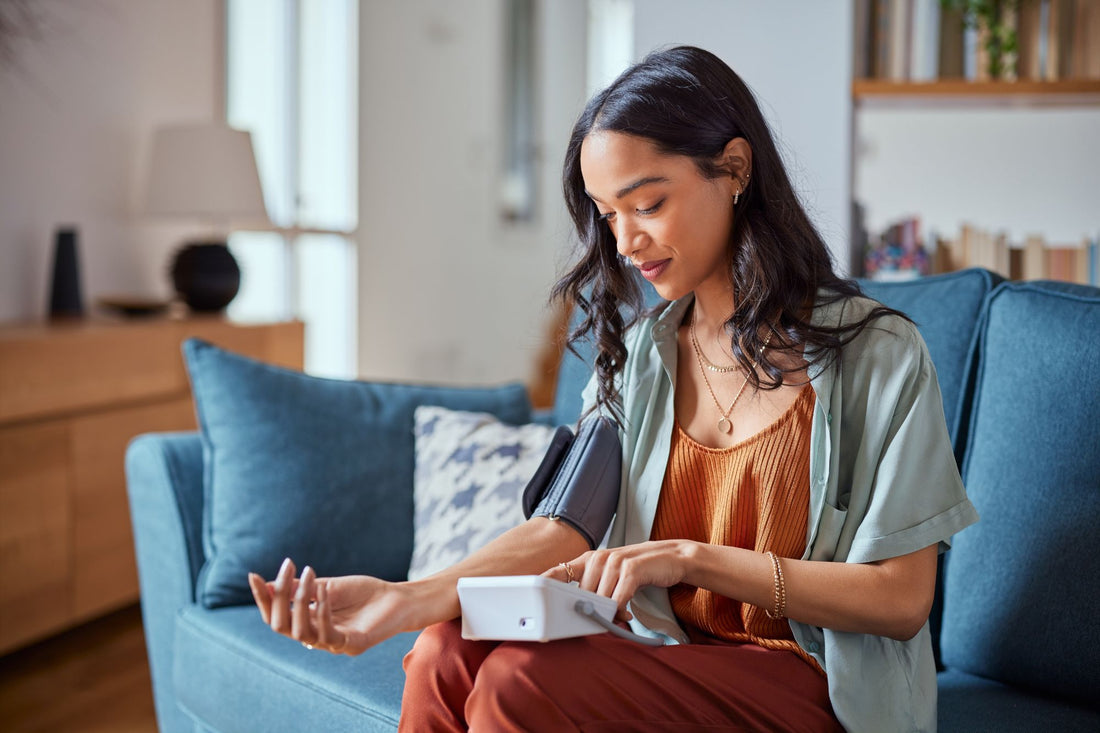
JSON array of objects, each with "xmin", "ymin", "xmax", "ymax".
[{"xmin": 579, "ymin": 130, "xmax": 738, "ymax": 303}]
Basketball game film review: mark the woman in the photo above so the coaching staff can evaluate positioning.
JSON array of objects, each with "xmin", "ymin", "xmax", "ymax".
[{"xmin": 249, "ymin": 46, "xmax": 977, "ymax": 731}]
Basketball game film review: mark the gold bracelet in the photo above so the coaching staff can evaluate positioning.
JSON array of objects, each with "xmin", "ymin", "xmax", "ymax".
[{"xmin": 764, "ymin": 551, "xmax": 787, "ymax": 620}]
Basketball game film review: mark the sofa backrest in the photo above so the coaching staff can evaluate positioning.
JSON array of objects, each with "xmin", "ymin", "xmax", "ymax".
[
  {"xmin": 940, "ymin": 281, "xmax": 1100, "ymax": 708},
  {"xmin": 858, "ymin": 268, "xmax": 1003, "ymax": 456}
]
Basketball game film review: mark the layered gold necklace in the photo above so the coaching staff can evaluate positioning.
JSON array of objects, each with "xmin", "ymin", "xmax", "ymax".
[{"xmin": 689, "ymin": 310, "xmax": 772, "ymax": 435}]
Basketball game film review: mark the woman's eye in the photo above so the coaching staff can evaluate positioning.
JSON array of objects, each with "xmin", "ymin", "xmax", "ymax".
[
  {"xmin": 598, "ymin": 211, "xmax": 616, "ymax": 222},
  {"xmin": 637, "ymin": 200, "xmax": 664, "ymax": 216}
]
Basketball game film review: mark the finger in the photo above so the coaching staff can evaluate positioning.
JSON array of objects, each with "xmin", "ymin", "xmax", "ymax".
[
  {"xmin": 270, "ymin": 557, "xmax": 296, "ymax": 634},
  {"xmin": 316, "ymin": 581, "xmax": 348, "ymax": 653},
  {"xmin": 540, "ymin": 564, "xmax": 565, "ymax": 581},
  {"xmin": 608, "ymin": 561, "xmax": 638, "ymax": 614},
  {"xmin": 248, "ymin": 572, "xmax": 272, "ymax": 625},
  {"xmin": 595, "ymin": 553, "xmax": 623, "ymax": 599},
  {"xmin": 579, "ymin": 551, "xmax": 609, "ymax": 594},
  {"xmin": 542, "ymin": 556, "xmax": 584, "ymax": 584},
  {"xmin": 292, "ymin": 565, "xmax": 317, "ymax": 644}
]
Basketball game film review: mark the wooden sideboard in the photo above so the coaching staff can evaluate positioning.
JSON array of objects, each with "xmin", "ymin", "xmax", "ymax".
[{"xmin": 0, "ymin": 316, "xmax": 304, "ymax": 654}]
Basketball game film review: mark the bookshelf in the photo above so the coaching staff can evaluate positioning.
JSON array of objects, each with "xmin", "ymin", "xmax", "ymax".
[
  {"xmin": 853, "ymin": 78, "xmax": 1100, "ymax": 106},
  {"xmin": 851, "ymin": 0, "xmax": 1100, "ymax": 284}
]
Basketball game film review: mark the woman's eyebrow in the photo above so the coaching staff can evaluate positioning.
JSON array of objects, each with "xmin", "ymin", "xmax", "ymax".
[{"xmin": 585, "ymin": 176, "xmax": 671, "ymax": 204}]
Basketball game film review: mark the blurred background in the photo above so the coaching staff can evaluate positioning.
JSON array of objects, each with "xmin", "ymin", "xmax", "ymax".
[
  {"xmin": 0, "ymin": 0, "xmax": 1096, "ymax": 388},
  {"xmin": 1, "ymin": 2, "xmax": 1097, "ymax": 730}
]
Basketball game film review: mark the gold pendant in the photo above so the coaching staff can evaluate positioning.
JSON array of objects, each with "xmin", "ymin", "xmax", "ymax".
[{"xmin": 717, "ymin": 417, "xmax": 733, "ymax": 434}]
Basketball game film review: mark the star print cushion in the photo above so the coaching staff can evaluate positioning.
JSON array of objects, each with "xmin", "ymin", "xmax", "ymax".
[
  {"xmin": 408, "ymin": 406, "xmax": 558, "ymax": 580},
  {"xmin": 182, "ymin": 339, "xmax": 533, "ymax": 607}
]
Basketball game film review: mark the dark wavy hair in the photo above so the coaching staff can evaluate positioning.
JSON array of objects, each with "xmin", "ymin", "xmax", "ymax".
[{"xmin": 552, "ymin": 46, "xmax": 903, "ymax": 424}]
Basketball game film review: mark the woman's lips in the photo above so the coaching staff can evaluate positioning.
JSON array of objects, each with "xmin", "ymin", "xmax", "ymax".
[{"xmin": 636, "ymin": 259, "xmax": 671, "ymax": 281}]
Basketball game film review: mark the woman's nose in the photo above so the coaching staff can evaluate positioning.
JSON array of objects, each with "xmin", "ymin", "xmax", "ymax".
[{"xmin": 614, "ymin": 220, "xmax": 647, "ymax": 258}]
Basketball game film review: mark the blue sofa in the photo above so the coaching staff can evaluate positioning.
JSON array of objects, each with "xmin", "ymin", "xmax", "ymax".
[{"xmin": 126, "ymin": 269, "xmax": 1100, "ymax": 732}]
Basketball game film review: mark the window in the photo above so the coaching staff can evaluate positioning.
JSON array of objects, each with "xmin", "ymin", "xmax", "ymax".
[
  {"xmin": 587, "ymin": 0, "xmax": 634, "ymax": 97},
  {"xmin": 225, "ymin": 0, "xmax": 358, "ymax": 378}
]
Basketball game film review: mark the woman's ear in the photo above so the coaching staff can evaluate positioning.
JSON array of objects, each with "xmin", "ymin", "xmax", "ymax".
[{"xmin": 719, "ymin": 137, "xmax": 753, "ymax": 192}]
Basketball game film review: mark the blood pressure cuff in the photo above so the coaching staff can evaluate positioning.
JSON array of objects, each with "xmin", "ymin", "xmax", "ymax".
[{"xmin": 521, "ymin": 416, "xmax": 621, "ymax": 549}]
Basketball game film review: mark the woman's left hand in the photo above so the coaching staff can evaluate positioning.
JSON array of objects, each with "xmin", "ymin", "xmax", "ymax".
[{"xmin": 542, "ymin": 540, "xmax": 695, "ymax": 622}]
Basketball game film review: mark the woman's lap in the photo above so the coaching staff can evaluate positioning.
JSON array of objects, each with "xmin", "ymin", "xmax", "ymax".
[{"xmin": 400, "ymin": 620, "xmax": 841, "ymax": 732}]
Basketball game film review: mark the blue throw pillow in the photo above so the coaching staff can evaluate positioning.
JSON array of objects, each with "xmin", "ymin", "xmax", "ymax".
[{"xmin": 183, "ymin": 339, "xmax": 533, "ymax": 607}]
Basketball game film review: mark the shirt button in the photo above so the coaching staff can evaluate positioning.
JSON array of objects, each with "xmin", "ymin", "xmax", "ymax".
[
  {"xmin": 826, "ymin": 413, "xmax": 833, "ymax": 424},
  {"xmin": 808, "ymin": 642, "xmax": 821, "ymax": 653}
]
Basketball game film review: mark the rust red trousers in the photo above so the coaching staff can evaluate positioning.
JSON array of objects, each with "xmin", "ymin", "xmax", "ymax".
[{"xmin": 398, "ymin": 620, "xmax": 842, "ymax": 732}]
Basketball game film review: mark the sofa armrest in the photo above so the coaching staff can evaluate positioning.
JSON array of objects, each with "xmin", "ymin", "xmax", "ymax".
[{"xmin": 125, "ymin": 431, "xmax": 206, "ymax": 733}]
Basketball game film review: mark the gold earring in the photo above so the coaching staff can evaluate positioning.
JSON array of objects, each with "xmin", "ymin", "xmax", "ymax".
[{"xmin": 734, "ymin": 185, "xmax": 742, "ymax": 205}]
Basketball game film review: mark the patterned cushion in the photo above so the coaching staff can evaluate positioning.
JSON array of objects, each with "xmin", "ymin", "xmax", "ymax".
[{"xmin": 408, "ymin": 406, "xmax": 557, "ymax": 580}]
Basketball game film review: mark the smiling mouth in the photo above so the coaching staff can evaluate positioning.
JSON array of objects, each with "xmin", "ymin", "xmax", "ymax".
[{"xmin": 635, "ymin": 259, "xmax": 671, "ymax": 280}]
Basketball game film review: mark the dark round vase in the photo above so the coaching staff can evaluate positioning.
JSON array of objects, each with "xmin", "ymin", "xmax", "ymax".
[{"xmin": 170, "ymin": 241, "xmax": 241, "ymax": 312}]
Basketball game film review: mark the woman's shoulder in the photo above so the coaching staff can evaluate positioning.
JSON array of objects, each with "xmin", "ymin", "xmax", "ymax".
[
  {"xmin": 815, "ymin": 291, "xmax": 921, "ymax": 341},
  {"xmin": 813, "ymin": 291, "xmax": 929, "ymax": 369}
]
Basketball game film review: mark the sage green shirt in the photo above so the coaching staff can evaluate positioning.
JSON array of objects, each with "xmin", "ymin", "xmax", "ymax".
[{"xmin": 586, "ymin": 293, "xmax": 979, "ymax": 733}]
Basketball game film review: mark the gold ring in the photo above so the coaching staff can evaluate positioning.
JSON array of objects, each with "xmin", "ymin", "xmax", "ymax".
[{"xmin": 559, "ymin": 562, "xmax": 576, "ymax": 583}]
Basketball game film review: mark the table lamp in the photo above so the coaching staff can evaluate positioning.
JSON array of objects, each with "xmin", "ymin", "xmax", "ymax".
[{"xmin": 143, "ymin": 122, "xmax": 270, "ymax": 312}]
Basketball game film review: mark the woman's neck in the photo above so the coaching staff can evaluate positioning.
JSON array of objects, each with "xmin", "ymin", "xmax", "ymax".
[{"xmin": 689, "ymin": 282, "xmax": 736, "ymax": 335}]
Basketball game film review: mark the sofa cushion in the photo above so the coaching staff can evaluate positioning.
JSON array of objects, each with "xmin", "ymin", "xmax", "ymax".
[
  {"xmin": 173, "ymin": 604, "xmax": 416, "ymax": 732},
  {"xmin": 938, "ymin": 668, "xmax": 1100, "ymax": 732},
  {"xmin": 858, "ymin": 267, "xmax": 1002, "ymax": 451},
  {"xmin": 183, "ymin": 339, "xmax": 533, "ymax": 607},
  {"xmin": 408, "ymin": 406, "xmax": 557, "ymax": 580},
  {"xmin": 941, "ymin": 281, "xmax": 1100, "ymax": 708}
]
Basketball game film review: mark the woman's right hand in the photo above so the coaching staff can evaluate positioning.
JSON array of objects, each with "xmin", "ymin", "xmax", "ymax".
[{"xmin": 248, "ymin": 557, "xmax": 424, "ymax": 656}]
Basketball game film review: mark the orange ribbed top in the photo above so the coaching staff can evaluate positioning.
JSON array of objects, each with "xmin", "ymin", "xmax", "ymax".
[{"xmin": 651, "ymin": 382, "xmax": 821, "ymax": 672}]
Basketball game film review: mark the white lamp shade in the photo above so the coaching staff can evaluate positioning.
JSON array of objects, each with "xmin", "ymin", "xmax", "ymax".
[{"xmin": 143, "ymin": 122, "xmax": 270, "ymax": 227}]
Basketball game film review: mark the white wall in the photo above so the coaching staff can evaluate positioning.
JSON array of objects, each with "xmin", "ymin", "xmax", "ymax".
[
  {"xmin": 0, "ymin": 0, "xmax": 221, "ymax": 322},
  {"xmin": 632, "ymin": 0, "xmax": 856, "ymax": 273},
  {"xmin": 855, "ymin": 105, "xmax": 1100, "ymax": 246},
  {"xmin": 356, "ymin": 0, "xmax": 588, "ymax": 386}
]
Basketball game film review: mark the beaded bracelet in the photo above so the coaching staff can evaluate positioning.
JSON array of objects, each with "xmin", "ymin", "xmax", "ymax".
[{"xmin": 764, "ymin": 551, "xmax": 787, "ymax": 620}]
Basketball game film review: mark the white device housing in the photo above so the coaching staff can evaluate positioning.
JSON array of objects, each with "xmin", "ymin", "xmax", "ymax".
[{"xmin": 457, "ymin": 575, "xmax": 618, "ymax": 642}]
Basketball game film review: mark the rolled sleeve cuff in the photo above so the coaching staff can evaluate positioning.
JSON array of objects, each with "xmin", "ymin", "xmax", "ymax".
[{"xmin": 847, "ymin": 499, "xmax": 980, "ymax": 565}]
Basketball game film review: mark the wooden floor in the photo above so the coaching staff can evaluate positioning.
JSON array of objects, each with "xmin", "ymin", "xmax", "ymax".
[{"xmin": 0, "ymin": 604, "xmax": 158, "ymax": 733}]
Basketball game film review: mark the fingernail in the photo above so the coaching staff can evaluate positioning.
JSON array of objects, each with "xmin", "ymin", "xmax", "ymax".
[{"xmin": 279, "ymin": 557, "xmax": 292, "ymax": 574}]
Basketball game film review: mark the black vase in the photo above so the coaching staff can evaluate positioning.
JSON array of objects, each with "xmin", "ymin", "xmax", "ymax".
[
  {"xmin": 170, "ymin": 241, "xmax": 241, "ymax": 312},
  {"xmin": 48, "ymin": 227, "xmax": 85, "ymax": 318}
]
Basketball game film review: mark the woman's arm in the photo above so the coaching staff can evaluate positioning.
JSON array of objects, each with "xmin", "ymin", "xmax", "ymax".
[
  {"xmin": 249, "ymin": 516, "xmax": 589, "ymax": 655},
  {"xmin": 551, "ymin": 540, "xmax": 938, "ymax": 641}
]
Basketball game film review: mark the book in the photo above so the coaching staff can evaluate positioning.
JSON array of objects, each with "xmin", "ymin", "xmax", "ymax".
[
  {"xmin": 1073, "ymin": 0, "xmax": 1100, "ymax": 78},
  {"xmin": 874, "ymin": 0, "xmax": 894, "ymax": 78},
  {"xmin": 1017, "ymin": 0, "xmax": 1044, "ymax": 79},
  {"xmin": 939, "ymin": 4, "xmax": 967, "ymax": 78},
  {"xmin": 1086, "ymin": 235, "xmax": 1095, "ymax": 283},
  {"xmin": 889, "ymin": 0, "xmax": 914, "ymax": 80},
  {"xmin": 854, "ymin": 0, "xmax": 876, "ymax": 79},
  {"xmin": 1045, "ymin": 0, "xmax": 1076, "ymax": 80},
  {"xmin": 1023, "ymin": 235, "xmax": 1048, "ymax": 280},
  {"xmin": 910, "ymin": 0, "xmax": 940, "ymax": 80},
  {"xmin": 1086, "ymin": 238, "xmax": 1095, "ymax": 286}
]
